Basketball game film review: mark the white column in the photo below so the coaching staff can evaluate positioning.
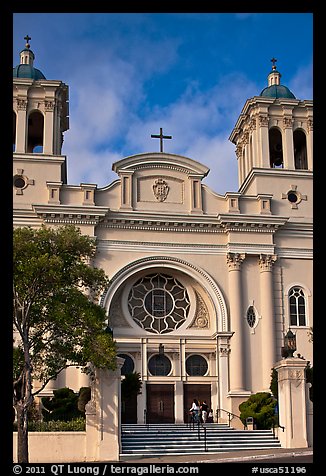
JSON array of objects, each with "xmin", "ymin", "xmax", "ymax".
[
  {"xmin": 15, "ymin": 100, "xmax": 28, "ymax": 153},
  {"xmin": 306, "ymin": 120, "xmax": 313, "ymax": 170},
  {"xmin": 259, "ymin": 254, "xmax": 277, "ymax": 390},
  {"xmin": 217, "ymin": 336, "xmax": 231, "ymax": 413},
  {"xmin": 258, "ymin": 115, "xmax": 270, "ymax": 168},
  {"xmin": 250, "ymin": 117, "xmax": 259, "ymax": 167},
  {"xmin": 282, "ymin": 117, "xmax": 295, "ymax": 169},
  {"xmin": 85, "ymin": 358, "xmax": 124, "ymax": 462},
  {"xmin": 227, "ymin": 253, "xmax": 246, "ymax": 392},
  {"xmin": 43, "ymin": 100, "xmax": 55, "ymax": 154}
]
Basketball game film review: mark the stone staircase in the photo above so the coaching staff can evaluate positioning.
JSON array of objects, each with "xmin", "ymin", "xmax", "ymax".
[{"xmin": 120, "ymin": 423, "xmax": 281, "ymax": 457}]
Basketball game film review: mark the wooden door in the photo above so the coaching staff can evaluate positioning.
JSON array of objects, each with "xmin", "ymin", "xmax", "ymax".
[
  {"xmin": 121, "ymin": 394, "xmax": 137, "ymax": 423},
  {"xmin": 146, "ymin": 384, "xmax": 174, "ymax": 423},
  {"xmin": 183, "ymin": 384, "xmax": 211, "ymax": 423}
]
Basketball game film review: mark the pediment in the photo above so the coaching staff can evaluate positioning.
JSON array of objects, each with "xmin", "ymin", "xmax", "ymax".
[
  {"xmin": 112, "ymin": 152, "xmax": 210, "ymax": 213},
  {"xmin": 112, "ymin": 152, "xmax": 210, "ymax": 177}
]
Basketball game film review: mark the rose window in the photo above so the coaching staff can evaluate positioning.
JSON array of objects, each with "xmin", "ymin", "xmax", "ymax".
[{"xmin": 128, "ymin": 273, "xmax": 190, "ymax": 334}]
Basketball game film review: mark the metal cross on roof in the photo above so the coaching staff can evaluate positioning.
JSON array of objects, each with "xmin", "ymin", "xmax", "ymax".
[
  {"xmin": 24, "ymin": 35, "xmax": 31, "ymax": 48},
  {"xmin": 271, "ymin": 57, "xmax": 277, "ymax": 70},
  {"xmin": 151, "ymin": 127, "xmax": 172, "ymax": 152}
]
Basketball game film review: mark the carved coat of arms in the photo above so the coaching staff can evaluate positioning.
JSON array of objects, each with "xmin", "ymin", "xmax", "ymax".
[{"xmin": 153, "ymin": 178, "xmax": 169, "ymax": 202}]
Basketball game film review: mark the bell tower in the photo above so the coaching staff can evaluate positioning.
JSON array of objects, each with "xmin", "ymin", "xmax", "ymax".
[
  {"xmin": 229, "ymin": 59, "xmax": 313, "ymax": 194},
  {"xmin": 13, "ymin": 36, "xmax": 69, "ymax": 203}
]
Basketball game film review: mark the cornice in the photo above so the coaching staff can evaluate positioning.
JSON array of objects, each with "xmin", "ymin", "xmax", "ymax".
[
  {"xmin": 239, "ymin": 168, "xmax": 313, "ymax": 194},
  {"xmin": 100, "ymin": 217, "xmax": 224, "ymax": 233},
  {"xmin": 13, "ymin": 153, "xmax": 66, "ymax": 164},
  {"xmin": 98, "ymin": 211, "xmax": 288, "ymax": 234},
  {"xmin": 276, "ymin": 247, "xmax": 312, "ymax": 259},
  {"xmin": 217, "ymin": 213, "xmax": 288, "ymax": 232},
  {"xmin": 32, "ymin": 204, "xmax": 109, "ymax": 225}
]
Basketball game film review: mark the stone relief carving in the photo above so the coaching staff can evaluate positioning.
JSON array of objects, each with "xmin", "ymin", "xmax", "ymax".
[
  {"xmin": 152, "ymin": 178, "xmax": 169, "ymax": 202},
  {"xmin": 258, "ymin": 254, "xmax": 277, "ymax": 271},
  {"xmin": 109, "ymin": 289, "xmax": 132, "ymax": 328},
  {"xmin": 188, "ymin": 291, "xmax": 209, "ymax": 329}
]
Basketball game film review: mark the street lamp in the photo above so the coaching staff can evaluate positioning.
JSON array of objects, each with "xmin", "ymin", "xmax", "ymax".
[
  {"xmin": 283, "ymin": 330, "xmax": 296, "ymax": 358},
  {"xmin": 105, "ymin": 324, "xmax": 113, "ymax": 338}
]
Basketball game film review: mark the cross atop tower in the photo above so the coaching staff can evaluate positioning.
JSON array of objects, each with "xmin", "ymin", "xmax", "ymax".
[
  {"xmin": 151, "ymin": 127, "xmax": 172, "ymax": 152},
  {"xmin": 24, "ymin": 35, "xmax": 31, "ymax": 48},
  {"xmin": 271, "ymin": 57, "xmax": 277, "ymax": 70}
]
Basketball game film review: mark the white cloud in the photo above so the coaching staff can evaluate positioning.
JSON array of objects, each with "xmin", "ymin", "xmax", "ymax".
[{"xmin": 63, "ymin": 65, "xmax": 256, "ymax": 195}]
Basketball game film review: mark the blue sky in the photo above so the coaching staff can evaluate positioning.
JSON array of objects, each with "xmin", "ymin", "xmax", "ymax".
[{"xmin": 13, "ymin": 13, "xmax": 313, "ymax": 194}]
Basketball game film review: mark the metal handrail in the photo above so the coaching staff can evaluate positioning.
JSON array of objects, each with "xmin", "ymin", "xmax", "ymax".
[
  {"xmin": 188, "ymin": 412, "xmax": 208, "ymax": 450},
  {"xmin": 216, "ymin": 408, "xmax": 247, "ymax": 429}
]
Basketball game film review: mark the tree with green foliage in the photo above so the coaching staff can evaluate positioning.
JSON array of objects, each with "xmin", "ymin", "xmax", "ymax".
[
  {"xmin": 239, "ymin": 392, "xmax": 277, "ymax": 430},
  {"xmin": 13, "ymin": 225, "xmax": 116, "ymax": 463},
  {"xmin": 121, "ymin": 371, "xmax": 142, "ymax": 399},
  {"xmin": 270, "ymin": 368, "xmax": 278, "ymax": 400}
]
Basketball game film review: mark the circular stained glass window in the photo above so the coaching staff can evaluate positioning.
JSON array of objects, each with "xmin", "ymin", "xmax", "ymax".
[
  {"xmin": 128, "ymin": 273, "xmax": 190, "ymax": 334},
  {"xmin": 287, "ymin": 192, "xmax": 298, "ymax": 203},
  {"xmin": 148, "ymin": 354, "xmax": 172, "ymax": 376},
  {"xmin": 13, "ymin": 175, "xmax": 26, "ymax": 189},
  {"xmin": 186, "ymin": 355, "xmax": 208, "ymax": 376}
]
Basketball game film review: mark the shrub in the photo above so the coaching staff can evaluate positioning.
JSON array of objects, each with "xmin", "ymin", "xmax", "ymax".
[
  {"xmin": 42, "ymin": 387, "xmax": 84, "ymax": 422},
  {"xmin": 14, "ymin": 417, "xmax": 85, "ymax": 432},
  {"xmin": 239, "ymin": 392, "xmax": 277, "ymax": 429}
]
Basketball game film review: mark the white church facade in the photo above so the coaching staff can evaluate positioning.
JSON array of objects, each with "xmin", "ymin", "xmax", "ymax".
[{"xmin": 13, "ymin": 38, "xmax": 313, "ymax": 424}]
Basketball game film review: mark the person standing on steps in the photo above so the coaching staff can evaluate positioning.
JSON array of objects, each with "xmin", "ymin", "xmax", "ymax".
[
  {"xmin": 200, "ymin": 400, "xmax": 209, "ymax": 423},
  {"xmin": 189, "ymin": 398, "xmax": 200, "ymax": 423}
]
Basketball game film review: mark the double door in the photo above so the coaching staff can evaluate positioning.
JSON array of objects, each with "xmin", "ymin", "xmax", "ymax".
[{"xmin": 146, "ymin": 384, "xmax": 174, "ymax": 423}]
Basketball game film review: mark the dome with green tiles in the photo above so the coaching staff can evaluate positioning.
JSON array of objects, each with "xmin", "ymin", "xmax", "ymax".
[
  {"xmin": 13, "ymin": 36, "xmax": 46, "ymax": 80},
  {"xmin": 259, "ymin": 58, "xmax": 295, "ymax": 99}
]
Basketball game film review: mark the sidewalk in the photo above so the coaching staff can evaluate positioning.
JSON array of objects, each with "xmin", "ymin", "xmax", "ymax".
[{"xmin": 120, "ymin": 447, "xmax": 313, "ymax": 464}]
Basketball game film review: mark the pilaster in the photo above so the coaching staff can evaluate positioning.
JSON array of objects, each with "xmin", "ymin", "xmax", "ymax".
[
  {"xmin": 226, "ymin": 253, "xmax": 246, "ymax": 393},
  {"xmin": 259, "ymin": 254, "xmax": 277, "ymax": 390}
]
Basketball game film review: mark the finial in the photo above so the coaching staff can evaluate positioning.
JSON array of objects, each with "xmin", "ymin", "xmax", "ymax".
[
  {"xmin": 271, "ymin": 57, "xmax": 277, "ymax": 71},
  {"xmin": 24, "ymin": 35, "xmax": 31, "ymax": 49}
]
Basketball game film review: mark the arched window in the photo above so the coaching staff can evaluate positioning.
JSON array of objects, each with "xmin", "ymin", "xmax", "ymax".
[
  {"xmin": 27, "ymin": 110, "xmax": 44, "ymax": 153},
  {"xmin": 13, "ymin": 111, "xmax": 16, "ymax": 151},
  {"xmin": 117, "ymin": 354, "xmax": 135, "ymax": 376},
  {"xmin": 269, "ymin": 127, "xmax": 283, "ymax": 168},
  {"xmin": 293, "ymin": 129, "xmax": 308, "ymax": 169},
  {"xmin": 289, "ymin": 287, "xmax": 307, "ymax": 326}
]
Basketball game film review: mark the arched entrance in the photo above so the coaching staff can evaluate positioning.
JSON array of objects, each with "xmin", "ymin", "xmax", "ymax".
[{"xmin": 101, "ymin": 256, "xmax": 229, "ymax": 424}]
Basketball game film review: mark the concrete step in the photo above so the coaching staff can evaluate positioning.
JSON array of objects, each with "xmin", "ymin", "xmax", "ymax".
[{"xmin": 120, "ymin": 423, "xmax": 281, "ymax": 456}]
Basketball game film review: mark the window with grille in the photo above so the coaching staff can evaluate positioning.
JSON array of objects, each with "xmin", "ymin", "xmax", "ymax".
[
  {"xmin": 289, "ymin": 287, "xmax": 307, "ymax": 326},
  {"xmin": 186, "ymin": 355, "xmax": 208, "ymax": 376},
  {"xmin": 148, "ymin": 354, "xmax": 172, "ymax": 376},
  {"xmin": 128, "ymin": 273, "xmax": 190, "ymax": 334}
]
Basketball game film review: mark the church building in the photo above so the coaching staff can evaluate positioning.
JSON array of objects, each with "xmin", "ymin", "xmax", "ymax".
[{"xmin": 13, "ymin": 38, "xmax": 313, "ymax": 424}]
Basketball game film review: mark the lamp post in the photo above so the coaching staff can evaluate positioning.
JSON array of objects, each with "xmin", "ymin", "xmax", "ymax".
[
  {"xmin": 105, "ymin": 324, "xmax": 113, "ymax": 338},
  {"xmin": 283, "ymin": 330, "xmax": 296, "ymax": 358}
]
